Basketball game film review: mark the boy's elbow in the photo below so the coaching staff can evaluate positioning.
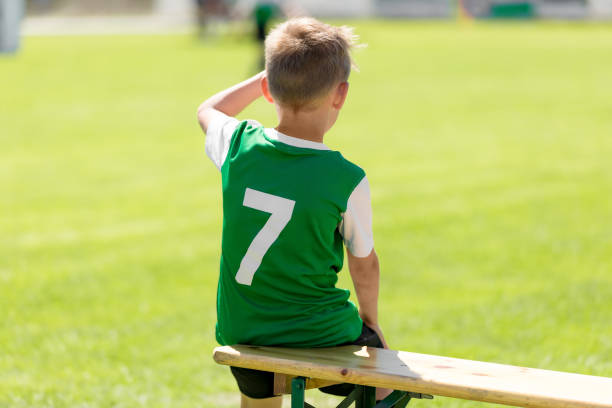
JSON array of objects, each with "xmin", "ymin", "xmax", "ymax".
[
  {"xmin": 197, "ymin": 103, "xmax": 213, "ymax": 132},
  {"xmin": 197, "ymin": 99, "xmax": 210, "ymax": 114},
  {"xmin": 197, "ymin": 101, "xmax": 209, "ymax": 121}
]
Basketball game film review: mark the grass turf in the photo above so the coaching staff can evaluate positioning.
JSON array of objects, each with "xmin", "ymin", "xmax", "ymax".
[{"xmin": 1, "ymin": 21, "xmax": 611, "ymax": 407}]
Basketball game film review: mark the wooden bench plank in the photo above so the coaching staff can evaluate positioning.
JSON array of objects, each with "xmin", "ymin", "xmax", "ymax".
[{"xmin": 213, "ymin": 345, "xmax": 612, "ymax": 408}]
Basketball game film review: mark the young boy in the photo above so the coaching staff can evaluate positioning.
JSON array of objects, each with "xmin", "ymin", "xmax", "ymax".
[{"xmin": 197, "ymin": 17, "xmax": 388, "ymax": 408}]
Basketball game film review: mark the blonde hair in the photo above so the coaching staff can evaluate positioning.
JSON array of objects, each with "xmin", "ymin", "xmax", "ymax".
[{"xmin": 265, "ymin": 17, "xmax": 358, "ymax": 110}]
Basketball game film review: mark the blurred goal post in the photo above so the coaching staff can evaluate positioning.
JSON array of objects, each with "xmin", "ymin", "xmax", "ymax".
[{"xmin": 0, "ymin": 0, "xmax": 24, "ymax": 53}]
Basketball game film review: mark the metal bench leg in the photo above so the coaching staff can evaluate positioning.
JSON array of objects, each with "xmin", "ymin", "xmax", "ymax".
[
  {"xmin": 374, "ymin": 390, "xmax": 433, "ymax": 408},
  {"xmin": 291, "ymin": 377, "xmax": 306, "ymax": 408},
  {"xmin": 356, "ymin": 385, "xmax": 376, "ymax": 408},
  {"xmin": 373, "ymin": 390, "xmax": 412, "ymax": 408},
  {"xmin": 335, "ymin": 388, "xmax": 359, "ymax": 408},
  {"xmin": 292, "ymin": 378, "xmax": 431, "ymax": 408}
]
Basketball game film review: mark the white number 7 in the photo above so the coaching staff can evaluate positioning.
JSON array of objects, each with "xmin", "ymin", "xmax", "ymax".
[{"xmin": 235, "ymin": 188, "xmax": 295, "ymax": 286}]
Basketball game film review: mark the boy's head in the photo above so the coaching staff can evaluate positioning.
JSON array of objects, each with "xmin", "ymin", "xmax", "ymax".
[{"xmin": 264, "ymin": 17, "xmax": 357, "ymax": 111}]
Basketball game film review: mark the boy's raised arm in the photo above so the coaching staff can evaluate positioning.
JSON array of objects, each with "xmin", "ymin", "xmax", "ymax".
[
  {"xmin": 197, "ymin": 71, "xmax": 265, "ymax": 133},
  {"xmin": 347, "ymin": 249, "xmax": 389, "ymax": 348}
]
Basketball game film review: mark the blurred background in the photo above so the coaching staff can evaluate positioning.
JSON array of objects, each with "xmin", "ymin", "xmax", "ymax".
[
  {"xmin": 1, "ymin": 1, "xmax": 612, "ymax": 408},
  {"xmin": 4, "ymin": 0, "xmax": 612, "ymax": 40}
]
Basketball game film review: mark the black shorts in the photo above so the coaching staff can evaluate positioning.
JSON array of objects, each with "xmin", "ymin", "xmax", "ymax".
[{"xmin": 230, "ymin": 324, "xmax": 384, "ymax": 399}]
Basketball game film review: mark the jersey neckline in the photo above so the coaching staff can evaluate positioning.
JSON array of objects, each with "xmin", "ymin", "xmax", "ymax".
[{"xmin": 264, "ymin": 128, "xmax": 330, "ymax": 151}]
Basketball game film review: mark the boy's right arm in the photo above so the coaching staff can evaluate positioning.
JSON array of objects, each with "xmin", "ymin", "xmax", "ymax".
[
  {"xmin": 198, "ymin": 72, "xmax": 266, "ymax": 170},
  {"xmin": 197, "ymin": 71, "xmax": 265, "ymax": 133},
  {"xmin": 347, "ymin": 248, "xmax": 389, "ymax": 349}
]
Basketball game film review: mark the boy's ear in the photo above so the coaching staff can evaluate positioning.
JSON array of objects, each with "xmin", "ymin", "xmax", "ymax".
[
  {"xmin": 261, "ymin": 75, "xmax": 275, "ymax": 103},
  {"xmin": 332, "ymin": 81, "xmax": 349, "ymax": 110}
]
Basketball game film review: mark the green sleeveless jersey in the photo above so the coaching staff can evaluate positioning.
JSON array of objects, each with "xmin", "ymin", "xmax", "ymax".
[{"xmin": 215, "ymin": 120, "xmax": 365, "ymax": 347}]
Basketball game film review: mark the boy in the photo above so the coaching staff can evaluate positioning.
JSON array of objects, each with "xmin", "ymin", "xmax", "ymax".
[{"xmin": 197, "ymin": 17, "xmax": 389, "ymax": 408}]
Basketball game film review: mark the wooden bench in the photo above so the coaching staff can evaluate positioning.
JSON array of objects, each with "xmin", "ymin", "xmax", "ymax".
[{"xmin": 213, "ymin": 345, "xmax": 612, "ymax": 408}]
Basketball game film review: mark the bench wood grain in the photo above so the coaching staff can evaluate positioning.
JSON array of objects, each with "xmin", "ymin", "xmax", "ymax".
[{"xmin": 213, "ymin": 345, "xmax": 612, "ymax": 408}]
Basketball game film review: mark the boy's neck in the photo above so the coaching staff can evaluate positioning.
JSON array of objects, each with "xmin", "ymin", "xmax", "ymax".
[{"xmin": 275, "ymin": 106, "xmax": 332, "ymax": 144}]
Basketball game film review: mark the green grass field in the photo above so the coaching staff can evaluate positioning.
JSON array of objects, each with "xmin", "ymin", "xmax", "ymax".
[{"xmin": 1, "ymin": 21, "xmax": 611, "ymax": 407}]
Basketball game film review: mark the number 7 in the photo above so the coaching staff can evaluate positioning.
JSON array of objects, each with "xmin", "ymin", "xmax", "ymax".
[{"xmin": 235, "ymin": 188, "xmax": 295, "ymax": 286}]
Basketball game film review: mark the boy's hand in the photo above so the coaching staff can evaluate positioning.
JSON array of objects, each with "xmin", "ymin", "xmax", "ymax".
[
  {"xmin": 367, "ymin": 323, "xmax": 389, "ymax": 349},
  {"xmin": 366, "ymin": 321, "xmax": 392, "ymax": 400},
  {"xmin": 197, "ymin": 71, "xmax": 265, "ymax": 133}
]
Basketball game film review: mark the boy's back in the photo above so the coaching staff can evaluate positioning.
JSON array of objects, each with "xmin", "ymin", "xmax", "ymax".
[{"xmin": 211, "ymin": 116, "xmax": 369, "ymax": 347}]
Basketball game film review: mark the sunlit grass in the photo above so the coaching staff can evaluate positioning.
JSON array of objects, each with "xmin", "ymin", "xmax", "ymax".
[{"xmin": 1, "ymin": 21, "xmax": 611, "ymax": 407}]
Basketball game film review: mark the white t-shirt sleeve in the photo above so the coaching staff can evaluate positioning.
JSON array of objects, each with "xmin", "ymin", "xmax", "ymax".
[
  {"xmin": 205, "ymin": 111, "xmax": 240, "ymax": 170},
  {"xmin": 339, "ymin": 176, "xmax": 374, "ymax": 258}
]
